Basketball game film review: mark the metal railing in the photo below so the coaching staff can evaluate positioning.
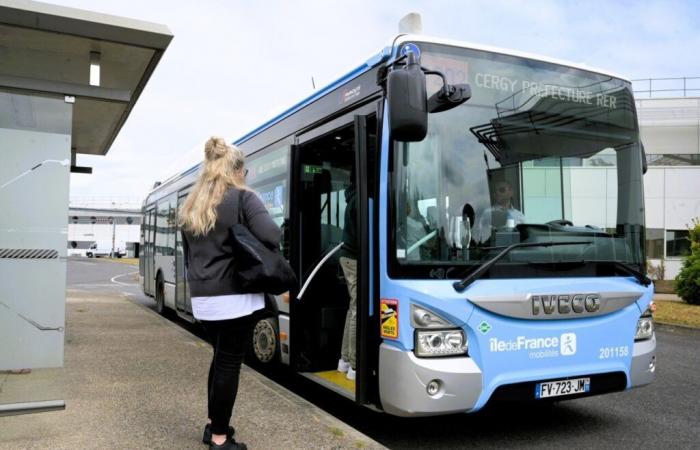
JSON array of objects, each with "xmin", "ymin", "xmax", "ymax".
[{"xmin": 632, "ymin": 77, "xmax": 700, "ymax": 98}]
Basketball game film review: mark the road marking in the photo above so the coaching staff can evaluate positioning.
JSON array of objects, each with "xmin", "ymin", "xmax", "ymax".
[
  {"xmin": 72, "ymin": 283, "xmax": 118, "ymax": 288},
  {"xmin": 111, "ymin": 271, "xmax": 139, "ymax": 286}
]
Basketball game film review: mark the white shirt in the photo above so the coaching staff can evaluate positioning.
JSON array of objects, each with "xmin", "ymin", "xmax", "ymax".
[{"xmin": 191, "ymin": 293, "xmax": 264, "ymax": 321}]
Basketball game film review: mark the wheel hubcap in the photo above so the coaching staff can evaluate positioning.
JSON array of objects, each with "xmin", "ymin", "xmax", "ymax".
[{"xmin": 253, "ymin": 319, "xmax": 276, "ymax": 363}]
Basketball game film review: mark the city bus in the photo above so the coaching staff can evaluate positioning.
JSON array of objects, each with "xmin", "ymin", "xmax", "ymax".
[{"xmin": 140, "ymin": 34, "xmax": 656, "ymax": 416}]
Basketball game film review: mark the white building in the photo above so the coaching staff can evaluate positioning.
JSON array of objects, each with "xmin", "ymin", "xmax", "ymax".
[
  {"xmin": 635, "ymin": 78, "xmax": 700, "ymax": 279},
  {"xmin": 67, "ymin": 207, "xmax": 142, "ymax": 257}
]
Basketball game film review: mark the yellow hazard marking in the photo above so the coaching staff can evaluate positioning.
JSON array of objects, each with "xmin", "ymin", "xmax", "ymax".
[{"xmin": 314, "ymin": 370, "xmax": 355, "ymax": 392}]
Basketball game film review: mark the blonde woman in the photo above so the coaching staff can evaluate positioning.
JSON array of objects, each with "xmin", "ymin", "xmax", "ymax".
[{"xmin": 180, "ymin": 137, "xmax": 280, "ymax": 450}]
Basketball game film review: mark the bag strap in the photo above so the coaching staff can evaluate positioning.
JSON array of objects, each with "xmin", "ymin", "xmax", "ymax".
[{"xmin": 237, "ymin": 189, "xmax": 246, "ymax": 226}]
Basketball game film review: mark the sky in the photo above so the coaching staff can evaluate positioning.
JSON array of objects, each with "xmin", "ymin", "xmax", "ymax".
[{"xmin": 52, "ymin": 0, "xmax": 700, "ymax": 206}]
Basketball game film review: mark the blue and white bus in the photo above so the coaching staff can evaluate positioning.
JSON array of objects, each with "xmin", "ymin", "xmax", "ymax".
[{"xmin": 140, "ymin": 34, "xmax": 655, "ymax": 416}]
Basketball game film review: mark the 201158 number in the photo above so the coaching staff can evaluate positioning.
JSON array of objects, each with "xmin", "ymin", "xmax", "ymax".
[{"xmin": 599, "ymin": 346, "xmax": 629, "ymax": 359}]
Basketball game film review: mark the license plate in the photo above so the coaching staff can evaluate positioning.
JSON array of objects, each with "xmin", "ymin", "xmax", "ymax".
[{"xmin": 535, "ymin": 377, "xmax": 590, "ymax": 399}]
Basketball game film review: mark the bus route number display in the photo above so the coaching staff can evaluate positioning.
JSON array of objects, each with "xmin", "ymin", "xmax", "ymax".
[{"xmin": 381, "ymin": 299, "xmax": 399, "ymax": 339}]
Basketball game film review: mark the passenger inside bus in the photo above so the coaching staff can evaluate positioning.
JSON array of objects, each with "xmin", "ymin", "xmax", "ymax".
[{"xmin": 337, "ymin": 166, "xmax": 357, "ymax": 380}]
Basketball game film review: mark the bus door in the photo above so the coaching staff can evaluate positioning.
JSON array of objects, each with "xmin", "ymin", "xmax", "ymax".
[
  {"xmin": 144, "ymin": 208, "xmax": 156, "ymax": 295},
  {"xmin": 175, "ymin": 192, "xmax": 192, "ymax": 315},
  {"xmin": 291, "ymin": 106, "xmax": 377, "ymax": 404}
]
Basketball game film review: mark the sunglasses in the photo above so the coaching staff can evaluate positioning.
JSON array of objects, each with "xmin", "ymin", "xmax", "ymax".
[{"xmin": 496, "ymin": 186, "xmax": 509, "ymax": 194}]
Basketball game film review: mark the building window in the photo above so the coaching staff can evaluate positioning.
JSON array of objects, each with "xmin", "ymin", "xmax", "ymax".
[
  {"xmin": 645, "ymin": 228, "xmax": 664, "ymax": 259},
  {"xmin": 666, "ymin": 230, "xmax": 691, "ymax": 257},
  {"xmin": 646, "ymin": 154, "xmax": 700, "ymax": 166}
]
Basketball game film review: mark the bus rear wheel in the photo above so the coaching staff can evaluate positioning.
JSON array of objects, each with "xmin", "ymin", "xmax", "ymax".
[
  {"xmin": 155, "ymin": 275, "xmax": 165, "ymax": 316},
  {"xmin": 251, "ymin": 316, "xmax": 279, "ymax": 365}
]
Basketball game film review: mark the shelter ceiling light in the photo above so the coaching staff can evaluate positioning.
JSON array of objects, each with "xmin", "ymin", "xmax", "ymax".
[{"xmin": 89, "ymin": 51, "xmax": 101, "ymax": 86}]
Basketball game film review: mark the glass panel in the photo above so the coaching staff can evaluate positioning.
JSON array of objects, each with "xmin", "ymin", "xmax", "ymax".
[
  {"xmin": 666, "ymin": 230, "xmax": 690, "ymax": 257},
  {"xmin": 393, "ymin": 43, "xmax": 644, "ymax": 278},
  {"xmin": 0, "ymin": 91, "xmax": 72, "ymax": 408},
  {"xmin": 155, "ymin": 194, "xmax": 176, "ymax": 256},
  {"xmin": 645, "ymin": 228, "xmax": 664, "ymax": 259},
  {"xmin": 246, "ymin": 144, "xmax": 291, "ymax": 259}
]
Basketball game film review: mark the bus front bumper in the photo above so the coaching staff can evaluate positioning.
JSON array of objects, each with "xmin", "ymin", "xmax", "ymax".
[
  {"xmin": 378, "ymin": 343, "xmax": 482, "ymax": 417},
  {"xmin": 630, "ymin": 333, "xmax": 656, "ymax": 388}
]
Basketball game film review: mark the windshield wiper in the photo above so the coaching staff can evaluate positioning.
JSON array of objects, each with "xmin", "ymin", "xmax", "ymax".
[
  {"xmin": 453, "ymin": 241, "xmax": 592, "ymax": 292},
  {"xmin": 586, "ymin": 260, "xmax": 652, "ymax": 287}
]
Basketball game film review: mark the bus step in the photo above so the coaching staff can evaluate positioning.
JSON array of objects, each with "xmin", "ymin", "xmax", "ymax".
[{"xmin": 299, "ymin": 371, "xmax": 355, "ymax": 401}]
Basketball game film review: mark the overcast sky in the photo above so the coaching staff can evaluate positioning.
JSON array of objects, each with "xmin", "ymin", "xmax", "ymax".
[{"xmin": 55, "ymin": 0, "xmax": 700, "ymax": 205}]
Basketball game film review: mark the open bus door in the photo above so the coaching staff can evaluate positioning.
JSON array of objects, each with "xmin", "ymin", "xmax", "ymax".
[
  {"xmin": 354, "ymin": 113, "xmax": 379, "ymax": 406},
  {"xmin": 290, "ymin": 105, "xmax": 377, "ymax": 406}
]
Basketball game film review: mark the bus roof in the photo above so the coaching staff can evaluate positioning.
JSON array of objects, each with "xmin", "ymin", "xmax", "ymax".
[
  {"xmin": 147, "ymin": 34, "xmax": 630, "ymax": 201},
  {"xmin": 397, "ymin": 34, "xmax": 630, "ymax": 82}
]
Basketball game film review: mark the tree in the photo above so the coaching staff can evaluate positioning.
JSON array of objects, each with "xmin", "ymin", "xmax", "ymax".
[{"xmin": 675, "ymin": 218, "xmax": 700, "ymax": 305}]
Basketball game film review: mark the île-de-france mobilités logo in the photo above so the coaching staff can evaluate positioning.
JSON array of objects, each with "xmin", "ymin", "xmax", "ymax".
[{"xmin": 560, "ymin": 333, "xmax": 577, "ymax": 356}]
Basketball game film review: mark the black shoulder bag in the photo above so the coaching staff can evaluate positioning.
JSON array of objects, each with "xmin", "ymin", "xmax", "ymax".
[{"xmin": 231, "ymin": 190, "xmax": 297, "ymax": 295}]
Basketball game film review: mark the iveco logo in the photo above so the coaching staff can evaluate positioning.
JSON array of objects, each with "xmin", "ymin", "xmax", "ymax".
[{"xmin": 532, "ymin": 294, "xmax": 600, "ymax": 315}]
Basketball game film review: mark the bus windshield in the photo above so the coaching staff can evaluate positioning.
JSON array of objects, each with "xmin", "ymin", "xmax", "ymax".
[{"xmin": 393, "ymin": 43, "xmax": 645, "ymax": 279}]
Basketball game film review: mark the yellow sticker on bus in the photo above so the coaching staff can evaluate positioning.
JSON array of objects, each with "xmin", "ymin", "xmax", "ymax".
[{"xmin": 380, "ymin": 299, "xmax": 399, "ymax": 339}]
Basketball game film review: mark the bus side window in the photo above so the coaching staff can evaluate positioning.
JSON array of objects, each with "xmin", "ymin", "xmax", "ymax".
[{"xmin": 245, "ymin": 143, "xmax": 292, "ymax": 260}]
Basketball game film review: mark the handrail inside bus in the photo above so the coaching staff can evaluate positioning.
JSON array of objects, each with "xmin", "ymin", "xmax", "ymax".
[
  {"xmin": 296, "ymin": 242, "xmax": 345, "ymax": 300},
  {"xmin": 407, "ymin": 230, "xmax": 437, "ymax": 256}
]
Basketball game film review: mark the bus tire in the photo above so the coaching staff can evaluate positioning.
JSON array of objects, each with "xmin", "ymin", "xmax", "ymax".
[
  {"xmin": 251, "ymin": 315, "xmax": 279, "ymax": 365},
  {"xmin": 155, "ymin": 274, "xmax": 166, "ymax": 316}
]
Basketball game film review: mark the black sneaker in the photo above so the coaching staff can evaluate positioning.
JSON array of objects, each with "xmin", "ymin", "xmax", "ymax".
[
  {"xmin": 210, "ymin": 438, "xmax": 247, "ymax": 450},
  {"xmin": 202, "ymin": 424, "xmax": 235, "ymax": 445}
]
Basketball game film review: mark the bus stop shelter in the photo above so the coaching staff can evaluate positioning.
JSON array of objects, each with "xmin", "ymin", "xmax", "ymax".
[{"xmin": 0, "ymin": 0, "xmax": 171, "ymax": 414}]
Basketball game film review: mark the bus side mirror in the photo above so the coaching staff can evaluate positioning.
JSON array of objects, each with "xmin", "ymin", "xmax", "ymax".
[
  {"xmin": 641, "ymin": 142, "xmax": 648, "ymax": 174},
  {"xmin": 387, "ymin": 52, "xmax": 427, "ymax": 142}
]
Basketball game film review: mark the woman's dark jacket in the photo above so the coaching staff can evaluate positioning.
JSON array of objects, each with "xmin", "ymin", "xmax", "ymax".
[{"xmin": 182, "ymin": 187, "xmax": 281, "ymax": 297}]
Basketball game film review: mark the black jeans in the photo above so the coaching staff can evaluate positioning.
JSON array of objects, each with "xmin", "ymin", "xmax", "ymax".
[{"xmin": 201, "ymin": 315, "xmax": 254, "ymax": 435}]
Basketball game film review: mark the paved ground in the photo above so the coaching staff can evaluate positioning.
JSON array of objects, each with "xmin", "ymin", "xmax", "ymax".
[
  {"xmin": 27, "ymin": 258, "xmax": 700, "ymax": 449},
  {"xmin": 0, "ymin": 258, "xmax": 384, "ymax": 450}
]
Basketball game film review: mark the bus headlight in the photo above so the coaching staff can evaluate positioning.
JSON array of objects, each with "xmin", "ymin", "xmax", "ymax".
[
  {"xmin": 415, "ymin": 329, "xmax": 467, "ymax": 357},
  {"xmin": 635, "ymin": 304, "xmax": 654, "ymax": 341},
  {"xmin": 635, "ymin": 316, "xmax": 654, "ymax": 341}
]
